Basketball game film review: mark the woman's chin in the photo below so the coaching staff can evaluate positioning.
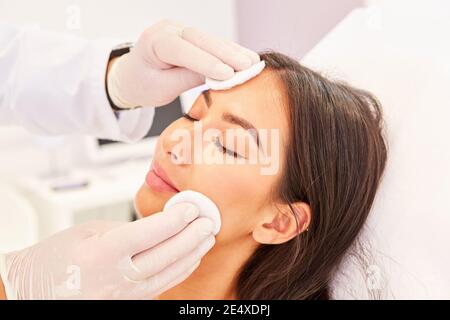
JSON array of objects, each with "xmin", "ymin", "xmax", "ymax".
[{"xmin": 134, "ymin": 183, "xmax": 173, "ymax": 218}]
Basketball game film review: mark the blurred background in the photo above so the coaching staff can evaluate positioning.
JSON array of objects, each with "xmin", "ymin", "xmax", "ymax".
[{"xmin": 0, "ymin": 0, "xmax": 449, "ymax": 299}]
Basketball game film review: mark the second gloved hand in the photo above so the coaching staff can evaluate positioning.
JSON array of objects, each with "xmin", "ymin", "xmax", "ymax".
[{"xmin": 0, "ymin": 203, "xmax": 215, "ymax": 300}]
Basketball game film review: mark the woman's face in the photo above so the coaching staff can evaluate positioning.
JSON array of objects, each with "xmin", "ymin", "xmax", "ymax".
[{"xmin": 134, "ymin": 70, "xmax": 289, "ymax": 245}]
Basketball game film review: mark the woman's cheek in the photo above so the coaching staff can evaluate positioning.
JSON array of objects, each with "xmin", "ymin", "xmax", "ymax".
[
  {"xmin": 195, "ymin": 165, "xmax": 258, "ymax": 243},
  {"xmin": 133, "ymin": 162, "xmax": 265, "ymax": 244}
]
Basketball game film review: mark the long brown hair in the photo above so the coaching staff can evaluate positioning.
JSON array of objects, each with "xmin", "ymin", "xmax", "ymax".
[{"xmin": 236, "ymin": 52, "xmax": 388, "ymax": 299}]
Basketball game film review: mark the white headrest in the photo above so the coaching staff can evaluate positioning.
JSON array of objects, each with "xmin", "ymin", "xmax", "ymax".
[{"xmin": 302, "ymin": 1, "xmax": 450, "ymax": 298}]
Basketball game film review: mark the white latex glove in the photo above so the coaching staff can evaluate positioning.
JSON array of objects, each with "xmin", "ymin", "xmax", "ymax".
[
  {"xmin": 107, "ymin": 19, "xmax": 260, "ymax": 108},
  {"xmin": 0, "ymin": 203, "xmax": 215, "ymax": 300}
]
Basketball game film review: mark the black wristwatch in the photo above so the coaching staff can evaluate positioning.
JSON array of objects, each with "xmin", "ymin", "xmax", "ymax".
[{"xmin": 105, "ymin": 42, "xmax": 140, "ymax": 111}]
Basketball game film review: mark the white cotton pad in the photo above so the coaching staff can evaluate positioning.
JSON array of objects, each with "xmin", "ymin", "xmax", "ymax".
[
  {"xmin": 206, "ymin": 60, "xmax": 266, "ymax": 90},
  {"xmin": 163, "ymin": 190, "xmax": 221, "ymax": 235}
]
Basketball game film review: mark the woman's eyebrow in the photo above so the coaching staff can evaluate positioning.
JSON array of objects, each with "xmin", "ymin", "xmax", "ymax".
[
  {"xmin": 222, "ymin": 112, "xmax": 260, "ymax": 149},
  {"xmin": 202, "ymin": 89, "xmax": 262, "ymax": 150}
]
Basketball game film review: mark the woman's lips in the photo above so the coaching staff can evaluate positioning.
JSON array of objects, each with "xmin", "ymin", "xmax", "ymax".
[{"xmin": 145, "ymin": 161, "xmax": 179, "ymax": 193}]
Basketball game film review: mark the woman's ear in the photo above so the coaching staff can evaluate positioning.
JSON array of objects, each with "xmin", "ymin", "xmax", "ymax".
[{"xmin": 252, "ymin": 202, "xmax": 311, "ymax": 245}]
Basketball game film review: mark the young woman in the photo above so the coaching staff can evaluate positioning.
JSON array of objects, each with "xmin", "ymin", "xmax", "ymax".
[{"xmin": 134, "ymin": 52, "xmax": 388, "ymax": 299}]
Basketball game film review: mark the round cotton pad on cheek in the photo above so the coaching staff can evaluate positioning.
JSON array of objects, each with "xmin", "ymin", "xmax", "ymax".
[
  {"xmin": 205, "ymin": 60, "xmax": 266, "ymax": 90},
  {"xmin": 163, "ymin": 190, "xmax": 222, "ymax": 235}
]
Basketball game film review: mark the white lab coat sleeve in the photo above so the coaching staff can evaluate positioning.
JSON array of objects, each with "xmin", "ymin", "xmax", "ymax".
[{"xmin": 0, "ymin": 23, "xmax": 154, "ymax": 143}]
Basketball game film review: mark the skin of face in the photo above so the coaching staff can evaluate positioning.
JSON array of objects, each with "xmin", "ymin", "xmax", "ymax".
[
  {"xmin": 135, "ymin": 69, "xmax": 288, "ymax": 244},
  {"xmin": 133, "ymin": 69, "xmax": 311, "ymax": 298}
]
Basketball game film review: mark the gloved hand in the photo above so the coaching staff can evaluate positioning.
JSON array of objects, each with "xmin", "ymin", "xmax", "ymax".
[
  {"xmin": 0, "ymin": 203, "xmax": 215, "ymax": 300},
  {"xmin": 107, "ymin": 19, "xmax": 260, "ymax": 108}
]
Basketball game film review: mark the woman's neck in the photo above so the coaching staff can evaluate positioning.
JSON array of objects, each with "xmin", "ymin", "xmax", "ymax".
[{"xmin": 158, "ymin": 236, "xmax": 257, "ymax": 300}]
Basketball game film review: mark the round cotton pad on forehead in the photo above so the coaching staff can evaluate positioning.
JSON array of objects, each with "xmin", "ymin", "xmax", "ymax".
[
  {"xmin": 163, "ymin": 190, "xmax": 222, "ymax": 235},
  {"xmin": 206, "ymin": 60, "xmax": 266, "ymax": 90}
]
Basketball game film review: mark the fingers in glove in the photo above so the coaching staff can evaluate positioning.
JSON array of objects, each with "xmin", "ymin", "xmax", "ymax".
[
  {"xmin": 103, "ymin": 202, "xmax": 200, "ymax": 256},
  {"xmin": 128, "ymin": 235, "xmax": 215, "ymax": 299},
  {"xmin": 125, "ymin": 218, "xmax": 215, "ymax": 281},
  {"xmin": 181, "ymin": 27, "xmax": 254, "ymax": 71},
  {"xmin": 153, "ymin": 32, "xmax": 235, "ymax": 80}
]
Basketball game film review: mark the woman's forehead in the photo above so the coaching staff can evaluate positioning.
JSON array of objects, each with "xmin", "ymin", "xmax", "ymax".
[{"xmin": 208, "ymin": 69, "xmax": 289, "ymax": 131}]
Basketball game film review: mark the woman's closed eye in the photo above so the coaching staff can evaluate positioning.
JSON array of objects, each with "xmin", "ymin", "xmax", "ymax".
[
  {"xmin": 182, "ymin": 112, "xmax": 197, "ymax": 122},
  {"xmin": 183, "ymin": 112, "xmax": 244, "ymax": 159},
  {"xmin": 214, "ymin": 136, "xmax": 243, "ymax": 159}
]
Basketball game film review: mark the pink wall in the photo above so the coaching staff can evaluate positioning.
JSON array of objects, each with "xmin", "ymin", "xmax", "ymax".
[{"xmin": 236, "ymin": 0, "xmax": 363, "ymax": 59}]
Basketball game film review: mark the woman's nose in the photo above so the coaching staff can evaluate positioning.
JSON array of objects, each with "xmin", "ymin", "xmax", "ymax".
[
  {"xmin": 162, "ymin": 124, "xmax": 195, "ymax": 165},
  {"xmin": 169, "ymin": 147, "xmax": 183, "ymax": 164}
]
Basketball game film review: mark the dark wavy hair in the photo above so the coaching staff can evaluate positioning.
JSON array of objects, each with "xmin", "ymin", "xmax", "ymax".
[{"xmin": 236, "ymin": 52, "xmax": 388, "ymax": 299}]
